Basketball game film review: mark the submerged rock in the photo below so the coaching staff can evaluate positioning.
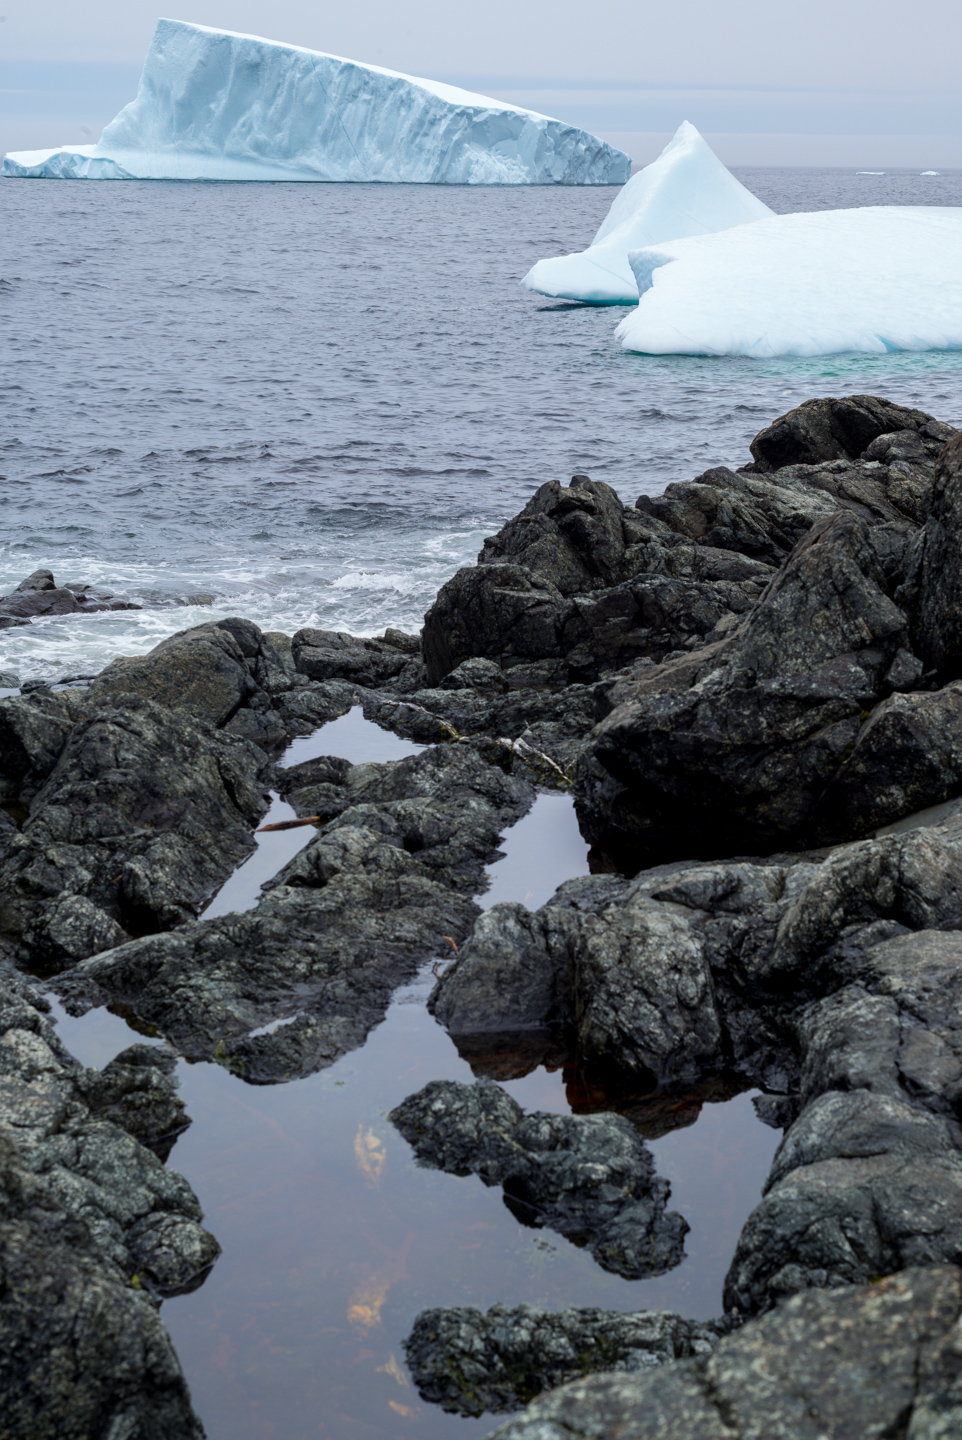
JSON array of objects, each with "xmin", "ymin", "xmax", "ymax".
[
  {"xmin": 405, "ymin": 1302, "xmax": 721, "ymax": 1415},
  {"xmin": 389, "ymin": 1079, "xmax": 688, "ymax": 1279},
  {"xmin": 486, "ymin": 1267, "xmax": 962, "ymax": 1439}
]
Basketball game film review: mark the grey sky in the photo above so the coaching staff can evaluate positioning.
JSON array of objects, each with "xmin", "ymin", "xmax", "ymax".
[{"xmin": 1, "ymin": 0, "xmax": 960, "ymax": 162}]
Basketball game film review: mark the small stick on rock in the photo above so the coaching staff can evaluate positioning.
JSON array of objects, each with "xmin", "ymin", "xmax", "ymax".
[{"xmin": 257, "ymin": 816, "xmax": 321, "ymax": 832}]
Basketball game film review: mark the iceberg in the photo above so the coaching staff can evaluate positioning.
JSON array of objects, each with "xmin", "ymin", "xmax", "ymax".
[
  {"xmin": 521, "ymin": 122, "xmax": 773, "ymax": 304},
  {"xmin": 2, "ymin": 19, "xmax": 629, "ymax": 185},
  {"xmin": 615, "ymin": 206, "xmax": 962, "ymax": 358}
]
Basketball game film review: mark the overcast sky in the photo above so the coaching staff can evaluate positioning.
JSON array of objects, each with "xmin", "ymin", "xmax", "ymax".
[{"xmin": 1, "ymin": 0, "xmax": 960, "ymax": 161}]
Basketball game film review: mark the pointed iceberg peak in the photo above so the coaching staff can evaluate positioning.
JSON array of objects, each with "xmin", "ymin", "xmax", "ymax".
[
  {"xmin": 522, "ymin": 121, "xmax": 774, "ymax": 304},
  {"xmin": 2, "ymin": 18, "xmax": 629, "ymax": 185}
]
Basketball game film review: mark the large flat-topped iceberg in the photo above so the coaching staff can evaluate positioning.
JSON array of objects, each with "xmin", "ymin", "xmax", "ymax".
[
  {"xmin": 616, "ymin": 206, "xmax": 962, "ymax": 358},
  {"xmin": 521, "ymin": 122, "xmax": 773, "ymax": 304},
  {"xmin": 2, "ymin": 19, "xmax": 629, "ymax": 185}
]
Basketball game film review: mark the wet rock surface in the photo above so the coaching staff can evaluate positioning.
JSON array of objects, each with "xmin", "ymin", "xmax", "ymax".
[
  {"xmin": 0, "ymin": 692, "xmax": 273, "ymax": 968},
  {"xmin": 0, "ymin": 568, "xmax": 141, "ymax": 629},
  {"xmin": 405, "ymin": 1302, "xmax": 722, "ymax": 1415},
  {"xmin": 57, "ymin": 746, "xmax": 532, "ymax": 1081},
  {"xmin": 486, "ymin": 1267, "xmax": 962, "ymax": 1439},
  {"xmin": 0, "ymin": 963, "xmax": 212, "ymax": 1436},
  {"xmin": 389, "ymin": 1079, "xmax": 688, "ymax": 1279}
]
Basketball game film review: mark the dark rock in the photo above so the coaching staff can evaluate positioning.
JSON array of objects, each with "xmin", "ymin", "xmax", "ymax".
[
  {"xmin": 0, "ymin": 965, "xmax": 212, "ymax": 1436},
  {"xmin": 431, "ymin": 884, "xmax": 722, "ymax": 1089},
  {"xmin": 726, "ymin": 927, "xmax": 962, "ymax": 1315},
  {"xmin": 292, "ymin": 627, "xmax": 413, "ymax": 689},
  {"xmin": 0, "ymin": 965, "xmax": 219, "ymax": 1299},
  {"xmin": 577, "ymin": 508, "xmax": 917, "ymax": 866},
  {"xmin": 405, "ymin": 1303, "xmax": 720, "ymax": 1416},
  {"xmin": 749, "ymin": 394, "xmax": 949, "ymax": 471},
  {"xmin": 0, "ymin": 688, "xmax": 82, "ymax": 804},
  {"xmin": 389, "ymin": 1078, "xmax": 688, "ymax": 1279},
  {"xmin": 0, "ymin": 693, "xmax": 271, "ymax": 965},
  {"xmin": 486, "ymin": 1267, "xmax": 962, "ymax": 1440},
  {"xmin": 90, "ymin": 617, "xmax": 289, "ymax": 732},
  {"xmin": 0, "ymin": 568, "xmax": 141, "ymax": 624},
  {"xmin": 56, "ymin": 745, "xmax": 532, "ymax": 1081},
  {"xmin": 916, "ymin": 434, "xmax": 962, "ymax": 682}
]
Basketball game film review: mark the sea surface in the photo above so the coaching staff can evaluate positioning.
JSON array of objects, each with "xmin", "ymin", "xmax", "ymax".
[
  {"xmin": 3, "ymin": 170, "xmax": 962, "ymax": 1439},
  {"xmin": 2, "ymin": 168, "xmax": 962, "ymax": 681}
]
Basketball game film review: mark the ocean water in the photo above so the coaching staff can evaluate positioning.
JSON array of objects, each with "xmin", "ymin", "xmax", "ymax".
[{"xmin": 1, "ymin": 168, "xmax": 962, "ymax": 682}]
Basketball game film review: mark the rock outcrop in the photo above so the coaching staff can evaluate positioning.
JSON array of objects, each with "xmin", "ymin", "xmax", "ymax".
[
  {"xmin": 57, "ymin": 746, "xmax": 532, "ymax": 1081},
  {"xmin": 485, "ymin": 1267, "xmax": 962, "ymax": 1439},
  {"xmin": 405, "ymin": 1303, "xmax": 722, "ymax": 1415},
  {"xmin": 390, "ymin": 1078, "xmax": 688, "ymax": 1279},
  {"xmin": 0, "ymin": 692, "xmax": 272, "ymax": 968},
  {"xmin": 0, "ymin": 964, "xmax": 213, "ymax": 1436}
]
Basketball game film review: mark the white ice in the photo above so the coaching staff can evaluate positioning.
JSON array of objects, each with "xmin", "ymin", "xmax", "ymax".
[
  {"xmin": 2, "ymin": 18, "xmax": 628, "ymax": 185},
  {"xmin": 520, "ymin": 122, "xmax": 773, "ymax": 305},
  {"xmin": 616, "ymin": 206, "xmax": 962, "ymax": 359}
]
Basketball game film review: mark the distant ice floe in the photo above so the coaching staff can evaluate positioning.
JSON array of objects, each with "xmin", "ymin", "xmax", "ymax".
[
  {"xmin": 615, "ymin": 206, "xmax": 962, "ymax": 358},
  {"xmin": 520, "ymin": 122, "xmax": 774, "ymax": 304},
  {"xmin": 2, "ymin": 18, "xmax": 628, "ymax": 185}
]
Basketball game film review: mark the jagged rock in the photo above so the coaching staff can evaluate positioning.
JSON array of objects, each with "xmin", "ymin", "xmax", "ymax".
[
  {"xmin": 0, "ymin": 966, "xmax": 218, "ymax": 1298},
  {"xmin": 486, "ymin": 1267, "xmax": 962, "ymax": 1440},
  {"xmin": 419, "ymin": 398, "xmax": 955, "ymax": 697},
  {"xmin": 291, "ymin": 626, "xmax": 422, "ymax": 691},
  {"xmin": 0, "ymin": 568, "xmax": 141, "ymax": 625},
  {"xmin": 916, "ymin": 434, "xmax": 962, "ymax": 682},
  {"xmin": 749, "ymin": 394, "xmax": 954, "ymax": 471},
  {"xmin": 404, "ymin": 1303, "xmax": 721, "ymax": 1415},
  {"xmin": 726, "ymin": 928, "xmax": 962, "ymax": 1315},
  {"xmin": 0, "ymin": 966, "xmax": 211, "ymax": 1436},
  {"xmin": 431, "ymin": 887, "xmax": 722, "ymax": 1089},
  {"xmin": 0, "ymin": 693, "xmax": 271, "ymax": 965},
  {"xmin": 577, "ymin": 508, "xmax": 921, "ymax": 867},
  {"xmin": 0, "ymin": 688, "xmax": 83, "ymax": 805},
  {"xmin": 56, "ymin": 746, "xmax": 532, "ymax": 1081},
  {"xmin": 90, "ymin": 616, "xmax": 291, "ymax": 742},
  {"xmin": 389, "ymin": 1078, "xmax": 688, "ymax": 1279}
]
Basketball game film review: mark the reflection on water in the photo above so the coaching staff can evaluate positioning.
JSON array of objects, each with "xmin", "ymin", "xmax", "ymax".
[
  {"xmin": 48, "ymin": 978, "xmax": 779, "ymax": 1440},
  {"xmin": 481, "ymin": 791, "xmax": 590, "ymax": 913},
  {"xmin": 42, "ymin": 707, "xmax": 780, "ymax": 1438},
  {"xmin": 281, "ymin": 707, "xmax": 426, "ymax": 769},
  {"xmin": 205, "ymin": 709, "xmax": 427, "ymax": 919}
]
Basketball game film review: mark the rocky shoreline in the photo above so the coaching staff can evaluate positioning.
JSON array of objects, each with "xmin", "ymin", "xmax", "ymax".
[{"xmin": 3, "ymin": 392, "xmax": 962, "ymax": 1435}]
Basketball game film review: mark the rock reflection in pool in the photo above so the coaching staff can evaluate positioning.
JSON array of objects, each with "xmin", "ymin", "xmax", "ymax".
[{"xmin": 49, "ymin": 978, "xmax": 780, "ymax": 1440}]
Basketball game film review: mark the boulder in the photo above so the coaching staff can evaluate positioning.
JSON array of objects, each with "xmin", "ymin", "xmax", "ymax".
[
  {"xmin": 390, "ymin": 1078, "xmax": 688, "ymax": 1279},
  {"xmin": 291, "ymin": 626, "xmax": 422, "ymax": 690},
  {"xmin": 90, "ymin": 616, "xmax": 290, "ymax": 738},
  {"xmin": 0, "ymin": 568, "xmax": 141, "ymax": 625},
  {"xmin": 0, "ymin": 693, "xmax": 271, "ymax": 964},
  {"xmin": 749, "ymin": 394, "xmax": 952, "ymax": 471}
]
